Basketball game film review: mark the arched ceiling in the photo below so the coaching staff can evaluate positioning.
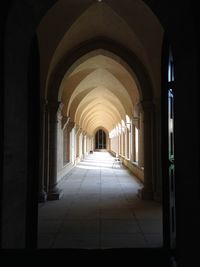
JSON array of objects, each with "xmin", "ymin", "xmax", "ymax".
[
  {"xmin": 37, "ymin": 0, "xmax": 163, "ymax": 98},
  {"xmin": 60, "ymin": 54, "xmax": 137, "ymax": 135},
  {"xmin": 37, "ymin": 0, "xmax": 163, "ymax": 136}
]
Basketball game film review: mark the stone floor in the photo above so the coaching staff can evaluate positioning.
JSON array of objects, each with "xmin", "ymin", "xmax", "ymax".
[{"xmin": 38, "ymin": 152, "xmax": 163, "ymax": 249}]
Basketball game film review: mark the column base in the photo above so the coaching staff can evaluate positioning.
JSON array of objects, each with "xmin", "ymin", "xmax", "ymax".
[
  {"xmin": 138, "ymin": 187, "xmax": 153, "ymax": 200},
  {"xmin": 38, "ymin": 191, "xmax": 47, "ymax": 203},
  {"xmin": 47, "ymin": 188, "xmax": 63, "ymax": 201}
]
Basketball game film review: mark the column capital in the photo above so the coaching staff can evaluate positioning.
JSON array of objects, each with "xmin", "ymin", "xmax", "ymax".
[
  {"xmin": 132, "ymin": 116, "xmax": 140, "ymax": 128},
  {"xmin": 76, "ymin": 128, "xmax": 82, "ymax": 136},
  {"xmin": 67, "ymin": 121, "xmax": 75, "ymax": 132},
  {"xmin": 74, "ymin": 125, "xmax": 80, "ymax": 134},
  {"xmin": 62, "ymin": 115, "xmax": 70, "ymax": 129},
  {"xmin": 77, "ymin": 127, "xmax": 83, "ymax": 136},
  {"xmin": 82, "ymin": 130, "xmax": 87, "ymax": 136}
]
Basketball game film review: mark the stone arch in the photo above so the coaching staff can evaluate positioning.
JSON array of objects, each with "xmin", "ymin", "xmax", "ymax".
[
  {"xmin": 94, "ymin": 126, "xmax": 109, "ymax": 137},
  {"xmin": 46, "ymin": 37, "xmax": 153, "ymax": 104},
  {"xmin": 58, "ymin": 49, "xmax": 143, "ymax": 105}
]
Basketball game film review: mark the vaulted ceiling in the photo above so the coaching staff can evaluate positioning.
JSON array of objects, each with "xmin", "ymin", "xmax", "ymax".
[
  {"xmin": 59, "ymin": 52, "xmax": 138, "ymax": 134},
  {"xmin": 37, "ymin": 0, "xmax": 163, "ymax": 135}
]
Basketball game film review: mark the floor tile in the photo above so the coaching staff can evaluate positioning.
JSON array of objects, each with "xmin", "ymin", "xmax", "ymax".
[
  {"xmin": 101, "ymin": 219, "xmax": 141, "ymax": 233},
  {"xmin": 38, "ymin": 152, "xmax": 162, "ymax": 249},
  {"xmin": 37, "ymin": 233, "xmax": 56, "ymax": 248},
  {"xmin": 38, "ymin": 220, "xmax": 62, "ymax": 234},
  {"xmin": 100, "ymin": 233, "xmax": 148, "ymax": 248},
  {"xmin": 144, "ymin": 234, "xmax": 163, "ymax": 247},
  {"xmin": 53, "ymin": 233, "xmax": 99, "ymax": 249},
  {"xmin": 137, "ymin": 219, "xmax": 163, "ymax": 234}
]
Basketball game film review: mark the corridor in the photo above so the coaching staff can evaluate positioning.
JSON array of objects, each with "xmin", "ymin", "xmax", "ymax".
[{"xmin": 38, "ymin": 152, "xmax": 162, "ymax": 249}]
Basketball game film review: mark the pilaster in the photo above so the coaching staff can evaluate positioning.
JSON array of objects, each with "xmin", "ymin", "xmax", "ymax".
[{"xmin": 47, "ymin": 101, "xmax": 63, "ymax": 200}]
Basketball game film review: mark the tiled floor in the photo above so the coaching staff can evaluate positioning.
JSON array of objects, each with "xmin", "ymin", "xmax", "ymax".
[{"xmin": 38, "ymin": 152, "xmax": 163, "ymax": 249}]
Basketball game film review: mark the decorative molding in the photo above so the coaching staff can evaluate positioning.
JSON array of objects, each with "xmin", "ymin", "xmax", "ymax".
[
  {"xmin": 132, "ymin": 116, "xmax": 140, "ymax": 128},
  {"xmin": 67, "ymin": 121, "xmax": 75, "ymax": 132}
]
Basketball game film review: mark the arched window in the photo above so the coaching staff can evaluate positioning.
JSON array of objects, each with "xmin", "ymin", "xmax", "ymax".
[{"xmin": 95, "ymin": 129, "xmax": 106, "ymax": 149}]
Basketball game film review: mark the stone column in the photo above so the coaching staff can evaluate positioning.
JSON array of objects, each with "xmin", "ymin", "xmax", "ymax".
[
  {"xmin": 117, "ymin": 134, "xmax": 120, "ymax": 156},
  {"xmin": 115, "ymin": 135, "xmax": 118, "ymax": 155},
  {"xmin": 38, "ymin": 99, "xmax": 47, "ymax": 202},
  {"xmin": 44, "ymin": 103, "xmax": 50, "ymax": 197},
  {"xmin": 63, "ymin": 127, "xmax": 68, "ymax": 164},
  {"xmin": 62, "ymin": 115, "xmax": 70, "ymax": 129},
  {"xmin": 82, "ymin": 131, "xmax": 87, "ymax": 156},
  {"xmin": 132, "ymin": 117, "xmax": 140, "ymax": 162},
  {"xmin": 138, "ymin": 101, "xmax": 154, "ymax": 200},
  {"xmin": 125, "ymin": 128, "xmax": 127, "ymax": 158},
  {"xmin": 123, "ymin": 130, "xmax": 126, "ymax": 157},
  {"xmin": 47, "ymin": 102, "xmax": 63, "ymax": 200},
  {"xmin": 75, "ymin": 126, "xmax": 81, "ymax": 158},
  {"xmin": 120, "ymin": 134, "xmax": 122, "ymax": 155},
  {"xmin": 79, "ymin": 130, "xmax": 83, "ymax": 158},
  {"xmin": 126, "ymin": 127, "xmax": 130, "ymax": 159},
  {"xmin": 138, "ymin": 112, "xmax": 144, "ymax": 167},
  {"xmin": 131, "ymin": 122, "xmax": 135, "ymax": 162},
  {"xmin": 62, "ymin": 116, "xmax": 70, "ymax": 164},
  {"xmin": 67, "ymin": 121, "xmax": 75, "ymax": 162},
  {"xmin": 74, "ymin": 125, "xmax": 79, "ymax": 159}
]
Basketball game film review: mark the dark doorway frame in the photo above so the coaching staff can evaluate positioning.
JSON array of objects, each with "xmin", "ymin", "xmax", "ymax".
[
  {"xmin": 1, "ymin": 1, "xmax": 199, "ymax": 266},
  {"xmin": 95, "ymin": 129, "xmax": 106, "ymax": 149}
]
